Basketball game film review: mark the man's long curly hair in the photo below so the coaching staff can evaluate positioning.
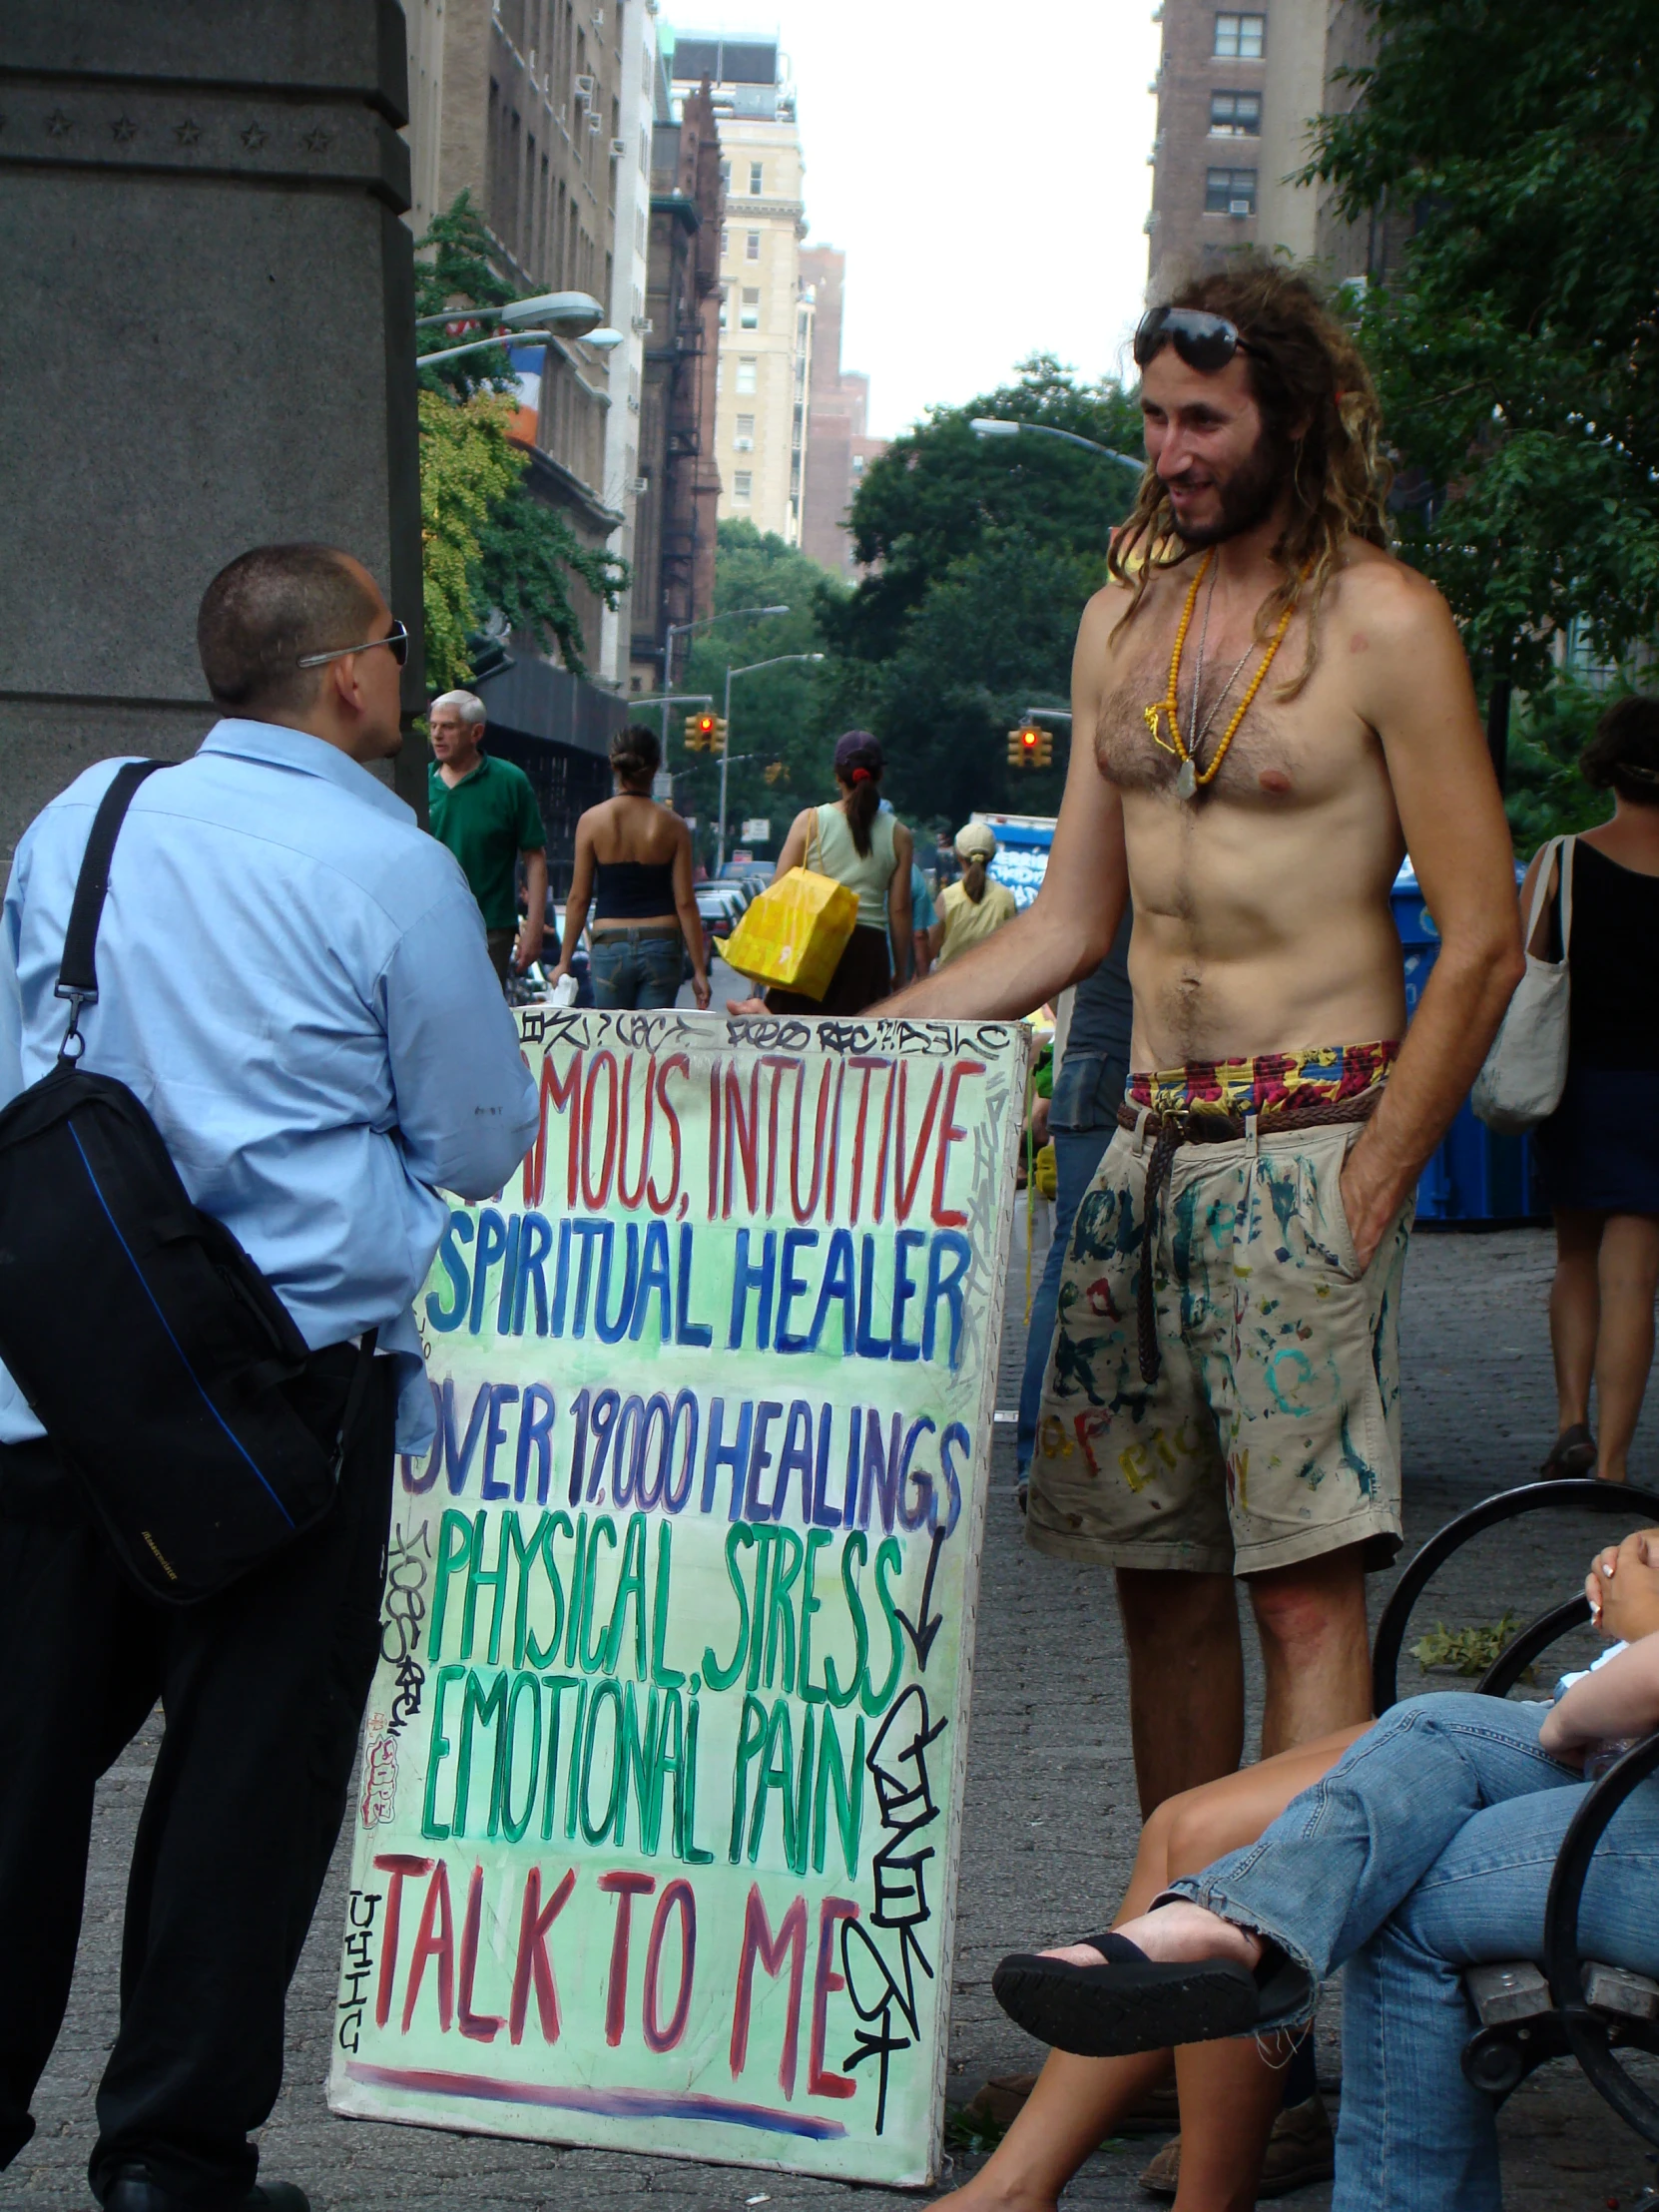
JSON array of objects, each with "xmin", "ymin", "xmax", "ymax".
[{"xmin": 1109, "ymin": 258, "xmax": 1391, "ymax": 696}]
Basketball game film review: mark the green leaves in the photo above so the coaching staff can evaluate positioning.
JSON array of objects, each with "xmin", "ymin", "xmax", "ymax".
[
  {"xmin": 414, "ymin": 195, "xmax": 630, "ymax": 688},
  {"xmin": 1305, "ymin": 0, "xmax": 1659, "ymax": 808},
  {"xmin": 821, "ymin": 357, "xmax": 1141, "ymax": 829}
]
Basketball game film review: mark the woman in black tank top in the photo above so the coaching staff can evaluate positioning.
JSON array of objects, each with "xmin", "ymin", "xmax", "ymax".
[
  {"xmin": 552, "ymin": 725, "xmax": 710, "ymax": 1011},
  {"xmin": 1530, "ymin": 696, "xmax": 1659, "ymax": 1484}
]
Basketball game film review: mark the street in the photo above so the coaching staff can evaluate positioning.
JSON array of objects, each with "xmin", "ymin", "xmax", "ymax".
[{"xmin": 15, "ymin": 1226, "xmax": 1659, "ymax": 2211}]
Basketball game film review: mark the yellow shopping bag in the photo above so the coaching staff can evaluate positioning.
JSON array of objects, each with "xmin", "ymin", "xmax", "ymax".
[{"xmin": 717, "ymin": 815, "xmax": 857, "ymax": 1000}]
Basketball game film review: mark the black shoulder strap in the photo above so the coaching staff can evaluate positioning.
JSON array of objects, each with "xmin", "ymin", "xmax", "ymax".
[{"xmin": 56, "ymin": 760, "xmax": 167, "ymax": 1057}]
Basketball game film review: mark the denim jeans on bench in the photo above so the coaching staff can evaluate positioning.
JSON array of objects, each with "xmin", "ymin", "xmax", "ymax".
[{"xmin": 1166, "ymin": 1691, "xmax": 1659, "ymax": 2212}]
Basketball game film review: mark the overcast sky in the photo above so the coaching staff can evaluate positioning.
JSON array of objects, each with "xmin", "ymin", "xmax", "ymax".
[{"xmin": 697, "ymin": 0, "xmax": 1161, "ymax": 439}]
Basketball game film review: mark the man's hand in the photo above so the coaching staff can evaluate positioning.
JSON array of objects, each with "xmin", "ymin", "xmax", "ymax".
[
  {"xmin": 1338, "ymin": 1128, "xmax": 1413, "ymax": 1274},
  {"xmin": 692, "ymin": 973, "xmax": 712, "ymax": 1010},
  {"xmin": 513, "ymin": 921, "xmax": 545, "ymax": 973},
  {"xmin": 1030, "ymin": 1094, "xmax": 1052, "ymax": 1148}
]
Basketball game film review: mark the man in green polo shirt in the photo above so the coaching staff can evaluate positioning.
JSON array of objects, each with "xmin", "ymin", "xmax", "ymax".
[{"xmin": 427, "ymin": 690, "xmax": 547, "ymax": 983}]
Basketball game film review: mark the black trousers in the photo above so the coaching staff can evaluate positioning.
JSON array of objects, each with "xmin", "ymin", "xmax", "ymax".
[{"xmin": 0, "ymin": 1354, "xmax": 396, "ymax": 2209}]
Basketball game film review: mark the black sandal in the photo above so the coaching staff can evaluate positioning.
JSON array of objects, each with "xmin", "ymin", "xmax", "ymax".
[
  {"xmin": 991, "ymin": 1927, "xmax": 1312, "ymax": 2057},
  {"xmin": 1540, "ymin": 1423, "xmax": 1597, "ymax": 1480}
]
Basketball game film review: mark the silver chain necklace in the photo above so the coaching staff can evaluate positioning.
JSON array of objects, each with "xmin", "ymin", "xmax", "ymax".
[{"xmin": 1186, "ymin": 561, "xmax": 1260, "ymax": 761}]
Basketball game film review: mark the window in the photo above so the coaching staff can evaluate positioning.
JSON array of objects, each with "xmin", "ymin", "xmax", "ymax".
[
  {"xmin": 1205, "ymin": 166, "xmax": 1258, "ymax": 215},
  {"xmin": 749, "ymin": 160, "xmax": 764, "ymax": 194},
  {"xmin": 720, "ymin": 159, "xmax": 731, "ymax": 185},
  {"xmin": 746, "ymin": 230, "xmax": 761, "ymax": 261},
  {"xmin": 718, "ymin": 292, "xmax": 728, "ymax": 329},
  {"xmin": 740, "ymin": 285, "xmax": 760, "ymax": 328},
  {"xmin": 735, "ymin": 413, "xmax": 756, "ymax": 439},
  {"xmin": 1213, "ymin": 11, "xmax": 1265, "ymax": 57},
  {"xmin": 721, "ymin": 225, "xmax": 730, "ymax": 258},
  {"xmin": 1209, "ymin": 90, "xmax": 1261, "ymax": 134},
  {"xmin": 734, "ymin": 470, "xmax": 753, "ymax": 500},
  {"xmin": 736, "ymin": 356, "xmax": 758, "ymax": 393}
]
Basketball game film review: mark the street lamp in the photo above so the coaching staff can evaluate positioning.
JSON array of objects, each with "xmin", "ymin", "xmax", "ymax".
[
  {"xmin": 718, "ymin": 653, "xmax": 825, "ymax": 871},
  {"xmin": 415, "ymin": 329, "xmax": 558, "ymax": 367},
  {"xmin": 662, "ymin": 605, "xmax": 791, "ymax": 748},
  {"xmin": 416, "ymin": 290, "xmax": 606, "ymax": 334},
  {"xmin": 970, "ymin": 417, "xmax": 1145, "ymax": 474}
]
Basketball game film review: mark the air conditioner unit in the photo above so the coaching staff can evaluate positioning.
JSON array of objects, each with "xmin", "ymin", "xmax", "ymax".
[
  {"xmin": 632, "ymin": 314, "xmax": 653, "ymax": 333},
  {"xmin": 610, "ymin": 136, "xmax": 627, "ymax": 155},
  {"xmin": 591, "ymin": 6, "xmax": 604, "ymax": 25},
  {"xmin": 629, "ymin": 474, "xmax": 649, "ymax": 494},
  {"xmin": 1229, "ymin": 198, "xmax": 1253, "ymax": 216},
  {"xmin": 574, "ymin": 73, "xmax": 595, "ymax": 98},
  {"xmin": 589, "ymin": 110, "xmax": 603, "ymax": 133},
  {"xmin": 734, "ymin": 435, "xmax": 754, "ymax": 451}
]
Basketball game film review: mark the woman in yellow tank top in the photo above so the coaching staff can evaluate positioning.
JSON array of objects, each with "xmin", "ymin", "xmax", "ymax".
[{"xmin": 764, "ymin": 732, "xmax": 913, "ymax": 1015}]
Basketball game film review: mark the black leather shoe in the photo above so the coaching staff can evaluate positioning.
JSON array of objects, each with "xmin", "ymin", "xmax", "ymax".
[{"xmin": 103, "ymin": 2168, "xmax": 310, "ymax": 2212}]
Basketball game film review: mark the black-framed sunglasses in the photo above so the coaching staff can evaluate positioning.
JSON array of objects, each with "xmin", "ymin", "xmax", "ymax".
[
  {"xmin": 297, "ymin": 619, "xmax": 409, "ymax": 670},
  {"xmin": 1133, "ymin": 305, "xmax": 1264, "ymax": 374}
]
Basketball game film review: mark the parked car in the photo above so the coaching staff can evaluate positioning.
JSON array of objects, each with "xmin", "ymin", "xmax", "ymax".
[{"xmin": 694, "ymin": 881, "xmax": 750, "ymax": 972}]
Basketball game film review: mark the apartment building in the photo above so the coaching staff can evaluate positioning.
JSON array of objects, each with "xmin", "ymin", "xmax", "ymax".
[
  {"xmin": 403, "ymin": 0, "xmax": 648, "ymax": 677},
  {"xmin": 799, "ymin": 247, "xmax": 885, "ymax": 576},
  {"xmin": 669, "ymin": 34, "xmax": 813, "ymax": 545},
  {"xmin": 1146, "ymin": 0, "xmax": 1379, "ymax": 290},
  {"xmin": 597, "ymin": 0, "xmax": 658, "ymax": 683},
  {"xmin": 632, "ymin": 65, "xmax": 726, "ymax": 691}
]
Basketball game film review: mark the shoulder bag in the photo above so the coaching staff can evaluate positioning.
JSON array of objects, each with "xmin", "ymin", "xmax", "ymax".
[
  {"xmin": 1471, "ymin": 834, "xmax": 1575, "ymax": 1134},
  {"xmin": 0, "ymin": 761, "xmax": 373, "ymax": 1603},
  {"xmin": 717, "ymin": 805, "xmax": 858, "ymax": 1002}
]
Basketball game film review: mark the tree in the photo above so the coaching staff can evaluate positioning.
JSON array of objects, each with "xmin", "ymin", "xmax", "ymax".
[
  {"xmin": 417, "ymin": 388, "xmax": 522, "ymax": 694},
  {"xmin": 413, "ymin": 195, "xmax": 628, "ymax": 683},
  {"xmin": 672, "ymin": 520, "xmax": 845, "ymax": 864},
  {"xmin": 827, "ymin": 355, "xmax": 1141, "ymax": 664},
  {"xmin": 1306, "ymin": 0, "xmax": 1659, "ymax": 718},
  {"xmin": 819, "ymin": 357, "xmax": 1142, "ymax": 823}
]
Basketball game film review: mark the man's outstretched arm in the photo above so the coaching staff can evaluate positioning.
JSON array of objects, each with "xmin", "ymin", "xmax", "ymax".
[
  {"xmin": 880, "ymin": 588, "xmax": 1131, "ymax": 1018},
  {"xmin": 1342, "ymin": 568, "xmax": 1524, "ymax": 1265}
]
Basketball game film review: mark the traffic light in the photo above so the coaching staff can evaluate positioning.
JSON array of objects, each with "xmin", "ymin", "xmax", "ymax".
[
  {"xmin": 715, "ymin": 716, "xmax": 729, "ymax": 748},
  {"xmin": 1007, "ymin": 723, "xmax": 1053, "ymax": 769},
  {"xmin": 684, "ymin": 710, "xmax": 718, "ymax": 752}
]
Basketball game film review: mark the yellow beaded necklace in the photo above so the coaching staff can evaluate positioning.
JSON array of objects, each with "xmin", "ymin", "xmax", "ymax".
[{"xmin": 1143, "ymin": 550, "xmax": 1304, "ymax": 799}]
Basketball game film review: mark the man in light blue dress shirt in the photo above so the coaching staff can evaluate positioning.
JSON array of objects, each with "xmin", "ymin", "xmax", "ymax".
[{"xmin": 0, "ymin": 545, "xmax": 538, "ymax": 2212}]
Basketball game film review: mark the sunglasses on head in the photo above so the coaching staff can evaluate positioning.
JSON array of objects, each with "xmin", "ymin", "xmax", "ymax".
[
  {"xmin": 1133, "ymin": 306, "xmax": 1264, "ymax": 374},
  {"xmin": 296, "ymin": 619, "xmax": 409, "ymax": 671}
]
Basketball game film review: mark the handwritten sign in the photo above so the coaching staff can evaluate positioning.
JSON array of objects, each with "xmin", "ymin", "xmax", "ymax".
[{"xmin": 328, "ymin": 1009, "xmax": 1027, "ymax": 2186}]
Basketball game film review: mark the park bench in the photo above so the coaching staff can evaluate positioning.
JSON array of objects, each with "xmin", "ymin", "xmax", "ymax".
[{"xmin": 1372, "ymin": 1477, "xmax": 1659, "ymax": 2145}]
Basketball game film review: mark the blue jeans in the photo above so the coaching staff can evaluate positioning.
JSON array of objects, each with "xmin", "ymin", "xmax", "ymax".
[
  {"xmin": 1016, "ymin": 1053, "xmax": 1124, "ymax": 1481},
  {"xmin": 588, "ymin": 928, "xmax": 683, "ymax": 1010},
  {"xmin": 1168, "ymin": 1693, "xmax": 1659, "ymax": 2212}
]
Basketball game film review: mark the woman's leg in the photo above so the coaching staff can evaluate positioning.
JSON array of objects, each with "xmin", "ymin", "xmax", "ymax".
[
  {"xmin": 1120, "ymin": 1695, "xmax": 1582, "ymax": 2009},
  {"xmin": 930, "ymin": 1732, "xmax": 1357, "ymax": 2210},
  {"xmin": 1333, "ymin": 1772, "xmax": 1659, "ymax": 2212},
  {"xmin": 1593, "ymin": 1212, "xmax": 1659, "ymax": 1481},
  {"xmin": 1550, "ymin": 1208, "xmax": 1603, "ymax": 1434}
]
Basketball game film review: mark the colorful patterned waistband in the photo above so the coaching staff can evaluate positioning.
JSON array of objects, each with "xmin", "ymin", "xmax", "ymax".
[{"xmin": 1128, "ymin": 1039, "xmax": 1399, "ymax": 1117}]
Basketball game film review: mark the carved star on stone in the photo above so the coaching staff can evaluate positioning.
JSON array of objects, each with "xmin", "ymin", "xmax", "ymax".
[
  {"xmin": 174, "ymin": 118, "xmax": 202, "ymax": 147},
  {"xmin": 110, "ymin": 115, "xmax": 138, "ymax": 145},
  {"xmin": 46, "ymin": 109, "xmax": 73, "ymax": 139},
  {"xmin": 240, "ymin": 122, "xmax": 268, "ymax": 151},
  {"xmin": 299, "ymin": 126, "xmax": 331, "ymax": 154}
]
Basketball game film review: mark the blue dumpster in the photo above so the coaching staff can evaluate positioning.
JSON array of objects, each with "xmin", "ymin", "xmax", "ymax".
[{"xmin": 1392, "ymin": 861, "xmax": 1540, "ymax": 1224}]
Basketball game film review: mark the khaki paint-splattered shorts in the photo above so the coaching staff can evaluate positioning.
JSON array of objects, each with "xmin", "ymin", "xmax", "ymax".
[{"xmin": 1027, "ymin": 1113, "xmax": 1412, "ymax": 1576}]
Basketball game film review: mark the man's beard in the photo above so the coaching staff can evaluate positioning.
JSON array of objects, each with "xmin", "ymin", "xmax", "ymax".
[{"xmin": 1170, "ymin": 425, "xmax": 1291, "ymax": 547}]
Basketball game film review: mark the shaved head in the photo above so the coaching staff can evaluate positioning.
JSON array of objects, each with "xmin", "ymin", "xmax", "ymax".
[{"xmin": 197, "ymin": 544, "xmax": 378, "ymax": 716}]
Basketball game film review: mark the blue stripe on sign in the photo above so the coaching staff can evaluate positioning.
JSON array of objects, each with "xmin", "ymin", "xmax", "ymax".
[{"xmin": 66, "ymin": 1118, "xmax": 295, "ymax": 1528}]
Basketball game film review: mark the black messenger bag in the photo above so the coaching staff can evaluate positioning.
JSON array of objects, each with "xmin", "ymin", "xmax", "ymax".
[{"xmin": 0, "ymin": 760, "xmax": 373, "ymax": 1604}]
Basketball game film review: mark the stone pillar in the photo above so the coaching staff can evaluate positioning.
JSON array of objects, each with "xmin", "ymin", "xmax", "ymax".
[{"xmin": 0, "ymin": 0, "xmax": 426, "ymax": 870}]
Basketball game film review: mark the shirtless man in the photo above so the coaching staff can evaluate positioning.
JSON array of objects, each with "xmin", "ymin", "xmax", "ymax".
[{"xmin": 885, "ymin": 261, "xmax": 1523, "ymax": 1815}]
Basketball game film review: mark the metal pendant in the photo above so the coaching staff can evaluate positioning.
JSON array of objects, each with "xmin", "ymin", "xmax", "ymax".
[{"xmin": 1176, "ymin": 757, "xmax": 1198, "ymax": 800}]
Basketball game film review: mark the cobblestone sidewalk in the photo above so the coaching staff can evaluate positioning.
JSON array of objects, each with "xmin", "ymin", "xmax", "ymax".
[{"xmin": 12, "ymin": 1229, "xmax": 1659, "ymax": 2209}]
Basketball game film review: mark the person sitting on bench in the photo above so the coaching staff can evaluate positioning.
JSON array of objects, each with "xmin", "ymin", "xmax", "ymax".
[{"xmin": 936, "ymin": 1527, "xmax": 1659, "ymax": 2212}]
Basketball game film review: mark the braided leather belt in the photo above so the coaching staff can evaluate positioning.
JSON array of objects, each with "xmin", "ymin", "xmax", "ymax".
[{"xmin": 1114, "ymin": 1086, "xmax": 1384, "ymax": 1387}]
